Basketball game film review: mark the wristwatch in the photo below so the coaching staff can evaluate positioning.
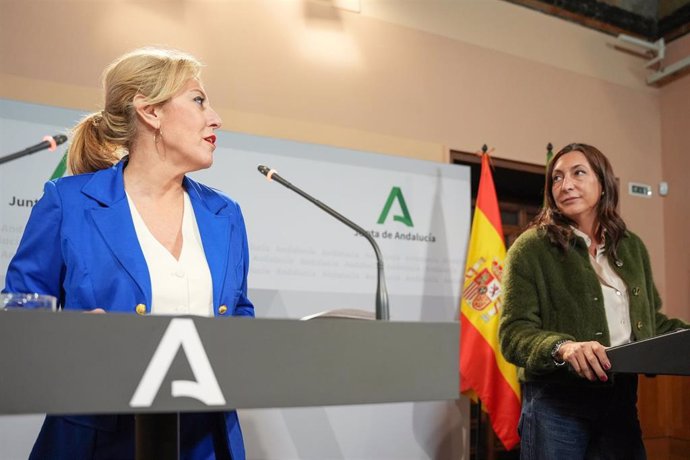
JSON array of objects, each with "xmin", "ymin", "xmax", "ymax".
[{"xmin": 551, "ymin": 339, "xmax": 570, "ymax": 366}]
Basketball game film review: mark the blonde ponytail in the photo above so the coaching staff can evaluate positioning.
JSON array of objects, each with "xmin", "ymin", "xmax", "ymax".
[{"xmin": 67, "ymin": 112, "xmax": 123, "ymax": 175}]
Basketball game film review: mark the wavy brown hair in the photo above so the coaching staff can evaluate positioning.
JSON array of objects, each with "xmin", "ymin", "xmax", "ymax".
[
  {"xmin": 531, "ymin": 143, "xmax": 627, "ymax": 257},
  {"xmin": 67, "ymin": 47, "xmax": 202, "ymax": 175}
]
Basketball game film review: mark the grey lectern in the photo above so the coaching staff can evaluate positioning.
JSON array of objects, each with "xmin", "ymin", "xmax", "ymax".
[
  {"xmin": 608, "ymin": 329, "xmax": 690, "ymax": 376},
  {"xmin": 0, "ymin": 310, "xmax": 459, "ymax": 459}
]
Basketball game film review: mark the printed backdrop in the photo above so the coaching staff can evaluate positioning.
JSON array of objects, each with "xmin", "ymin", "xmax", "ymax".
[{"xmin": 0, "ymin": 99, "xmax": 472, "ymax": 459}]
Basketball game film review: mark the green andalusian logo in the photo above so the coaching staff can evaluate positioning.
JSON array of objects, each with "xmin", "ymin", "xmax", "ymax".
[
  {"xmin": 377, "ymin": 186, "xmax": 413, "ymax": 227},
  {"xmin": 50, "ymin": 153, "xmax": 67, "ymax": 179}
]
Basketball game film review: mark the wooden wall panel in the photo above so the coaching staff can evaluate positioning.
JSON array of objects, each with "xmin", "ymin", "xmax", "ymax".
[
  {"xmin": 669, "ymin": 376, "xmax": 690, "ymax": 439},
  {"xmin": 639, "ymin": 375, "xmax": 690, "ymax": 460}
]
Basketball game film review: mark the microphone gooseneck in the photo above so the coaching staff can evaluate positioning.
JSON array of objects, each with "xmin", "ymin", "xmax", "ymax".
[
  {"xmin": 0, "ymin": 134, "xmax": 68, "ymax": 165},
  {"xmin": 257, "ymin": 164, "xmax": 390, "ymax": 321}
]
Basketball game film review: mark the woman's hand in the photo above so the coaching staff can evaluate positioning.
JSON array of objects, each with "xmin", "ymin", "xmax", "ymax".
[
  {"xmin": 84, "ymin": 308, "xmax": 106, "ymax": 314},
  {"xmin": 558, "ymin": 341, "xmax": 611, "ymax": 382}
]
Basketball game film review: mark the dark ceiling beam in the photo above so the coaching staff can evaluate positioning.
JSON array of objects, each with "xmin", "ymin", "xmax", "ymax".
[
  {"xmin": 504, "ymin": 0, "xmax": 690, "ymax": 42},
  {"xmin": 659, "ymin": 2, "xmax": 690, "ymax": 41},
  {"xmin": 504, "ymin": 0, "xmax": 657, "ymax": 39}
]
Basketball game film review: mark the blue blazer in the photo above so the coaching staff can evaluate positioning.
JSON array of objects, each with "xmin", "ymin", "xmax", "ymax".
[{"xmin": 4, "ymin": 159, "xmax": 254, "ymax": 460}]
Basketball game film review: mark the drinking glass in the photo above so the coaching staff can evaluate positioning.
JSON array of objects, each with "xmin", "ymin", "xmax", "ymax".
[{"xmin": 1, "ymin": 293, "xmax": 57, "ymax": 311}]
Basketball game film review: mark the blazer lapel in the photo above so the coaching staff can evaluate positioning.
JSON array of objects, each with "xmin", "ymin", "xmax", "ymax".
[
  {"xmin": 82, "ymin": 161, "xmax": 151, "ymax": 304},
  {"xmin": 185, "ymin": 177, "xmax": 233, "ymax": 309}
]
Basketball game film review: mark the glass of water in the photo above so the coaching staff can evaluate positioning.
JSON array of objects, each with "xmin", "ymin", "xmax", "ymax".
[{"xmin": 1, "ymin": 293, "xmax": 57, "ymax": 311}]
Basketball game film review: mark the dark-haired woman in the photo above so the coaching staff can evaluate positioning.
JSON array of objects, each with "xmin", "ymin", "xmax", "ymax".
[{"xmin": 499, "ymin": 143, "xmax": 688, "ymax": 459}]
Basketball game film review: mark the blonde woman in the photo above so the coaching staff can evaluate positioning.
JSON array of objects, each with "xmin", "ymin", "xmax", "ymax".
[{"xmin": 4, "ymin": 47, "xmax": 253, "ymax": 459}]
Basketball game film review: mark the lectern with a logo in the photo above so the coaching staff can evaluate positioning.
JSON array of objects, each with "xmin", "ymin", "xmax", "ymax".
[{"xmin": 0, "ymin": 310, "xmax": 459, "ymax": 459}]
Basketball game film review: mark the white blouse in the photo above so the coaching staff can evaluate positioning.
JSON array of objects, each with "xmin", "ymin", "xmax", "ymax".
[
  {"xmin": 127, "ymin": 191, "xmax": 214, "ymax": 317},
  {"xmin": 572, "ymin": 227, "xmax": 632, "ymax": 346}
]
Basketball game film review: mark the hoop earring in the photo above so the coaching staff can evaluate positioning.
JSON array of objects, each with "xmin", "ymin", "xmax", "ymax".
[{"xmin": 154, "ymin": 126, "xmax": 163, "ymax": 143}]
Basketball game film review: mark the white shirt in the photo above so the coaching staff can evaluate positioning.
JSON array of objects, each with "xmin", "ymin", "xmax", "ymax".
[
  {"xmin": 573, "ymin": 227, "xmax": 632, "ymax": 346},
  {"xmin": 127, "ymin": 191, "xmax": 214, "ymax": 317}
]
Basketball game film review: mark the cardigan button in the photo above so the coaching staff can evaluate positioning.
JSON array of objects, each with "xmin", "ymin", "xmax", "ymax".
[
  {"xmin": 636, "ymin": 320, "xmax": 643, "ymax": 330},
  {"xmin": 593, "ymin": 296, "xmax": 599, "ymax": 301},
  {"xmin": 135, "ymin": 304, "xmax": 146, "ymax": 315},
  {"xmin": 632, "ymin": 287, "xmax": 640, "ymax": 296},
  {"xmin": 218, "ymin": 305, "xmax": 228, "ymax": 315}
]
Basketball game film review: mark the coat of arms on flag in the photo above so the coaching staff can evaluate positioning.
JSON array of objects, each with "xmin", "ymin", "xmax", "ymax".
[{"xmin": 463, "ymin": 257, "xmax": 504, "ymax": 312}]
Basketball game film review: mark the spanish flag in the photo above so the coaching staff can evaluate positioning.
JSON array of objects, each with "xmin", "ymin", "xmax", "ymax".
[{"xmin": 460, "ymin": 152, "xmax": 521, "ymax": 450}]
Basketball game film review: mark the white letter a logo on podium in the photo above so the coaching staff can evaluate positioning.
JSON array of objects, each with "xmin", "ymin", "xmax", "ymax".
[{"xmin": 130, "ymin": 318, "xmax": 226, "ymax": 407}]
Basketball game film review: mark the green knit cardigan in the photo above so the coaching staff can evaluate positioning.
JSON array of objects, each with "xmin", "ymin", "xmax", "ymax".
[{"xmin": 499, "ymin": 227, "xmax": 687, "ymax": 383}]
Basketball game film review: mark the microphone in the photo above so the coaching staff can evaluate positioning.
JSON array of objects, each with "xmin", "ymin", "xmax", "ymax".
[
  {"xmin": 257, "ymin": 164, "xmax": 390, "ymax": 320},
  {"xmin": 0, "ymin": 134, "xmax": 68, "ymax": 165}
]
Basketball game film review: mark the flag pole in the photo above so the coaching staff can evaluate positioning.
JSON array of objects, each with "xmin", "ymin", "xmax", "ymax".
[
  {"xmin": 543, "ymin": 143, "xmax": 553, "ymax": 207},
  {"xmin": 475, "ymin": 144, "xmax": 486, "ymax": 460},
  {"xmin": 546, "ymin": 142, "xmax": 554, "ymax": 165},
  {"xmin": 476, "ymin": 399, "xmax": 483, "ymax": 459}
]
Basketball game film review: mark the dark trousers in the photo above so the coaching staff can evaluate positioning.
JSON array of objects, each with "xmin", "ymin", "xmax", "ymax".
[
  {"xmin": 30, "ymin": 412, "xmax": 233, "ymax": 460},
  {"xmin": 518, "ymin": 374, "xmax": 646, "ymax": 460}
]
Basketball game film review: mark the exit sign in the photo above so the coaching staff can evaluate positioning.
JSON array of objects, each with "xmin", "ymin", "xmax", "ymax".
[{"xmin": 629, "ymin": 182, "xmax": 652, "ymax": 198}]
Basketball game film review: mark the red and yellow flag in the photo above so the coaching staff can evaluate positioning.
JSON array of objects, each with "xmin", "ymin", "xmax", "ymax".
[{"xmin": 460, "ymin": 152, "xmax": 521, "ymax": 450}]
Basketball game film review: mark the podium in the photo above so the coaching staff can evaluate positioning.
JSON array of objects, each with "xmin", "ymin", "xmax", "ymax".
[
  {"xmin": 0, "ymin": 310, "xmax": 459, "ymax": 458},
  {"xmin": 608, "ymin": 329, "xmax": 690, "ymax": 376}
]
